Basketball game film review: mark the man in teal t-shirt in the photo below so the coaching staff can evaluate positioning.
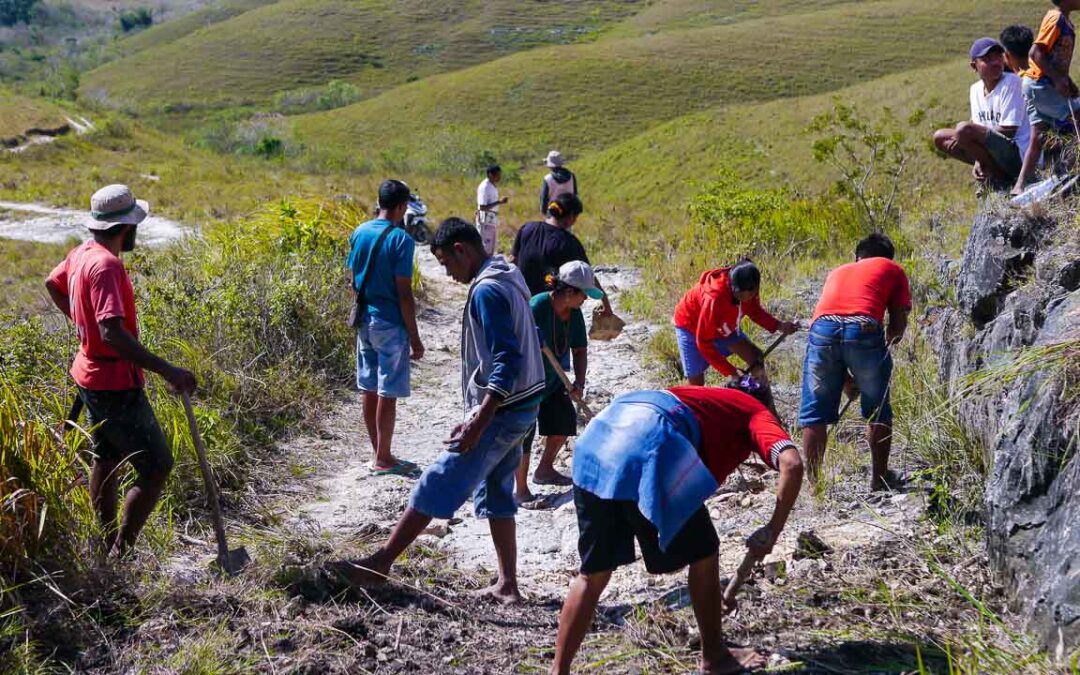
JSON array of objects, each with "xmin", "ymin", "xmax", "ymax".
[
  {"xmin": 346, "ymin": 180, "xmax": 425, "ymax": 475},
  {"xmin": 515, "ymin": 260, "xmax": 603, "ymax": 507}
]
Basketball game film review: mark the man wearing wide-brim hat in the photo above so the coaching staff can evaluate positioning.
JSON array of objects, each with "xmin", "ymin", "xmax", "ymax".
[
  {"xmin": 45, "ymin": 184, "xmax": 196, "ymax": 558},
  {"xmin": 539, "ymin": 149, "xmax": 578, "ymax": 215}
]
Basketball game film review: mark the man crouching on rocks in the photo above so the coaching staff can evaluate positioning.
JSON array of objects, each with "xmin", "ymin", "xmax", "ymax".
[
  {"xmin": 343, "ymin": 217, "xmax": 544, "ymax": 603},
  {"xmin": 550, "ymin": 383, "xmax": 803, "ymax": 674}
]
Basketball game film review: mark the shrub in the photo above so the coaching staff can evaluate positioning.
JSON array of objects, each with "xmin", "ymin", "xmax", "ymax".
[
  {"xmin": 0, "ymin": 0, "xmax": 37, "ymax": 26},
  {"xmin": 117, "ymin": 7, "xmax": 152, "ymax": 32}
]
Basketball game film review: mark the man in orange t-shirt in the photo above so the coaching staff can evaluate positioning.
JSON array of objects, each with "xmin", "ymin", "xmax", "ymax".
[
  {"xmin": 798, "ymin": 233, "xmax": 910, "ymax": 491},
  {"xmin": 46, "ymin": 184, "xmax": 196, "ymax": 558}
]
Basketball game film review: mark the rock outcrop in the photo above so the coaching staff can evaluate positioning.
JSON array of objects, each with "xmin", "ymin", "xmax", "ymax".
[{"xmin": 928, "ymin": 201, "xmax": 1079, "ymax": 656}]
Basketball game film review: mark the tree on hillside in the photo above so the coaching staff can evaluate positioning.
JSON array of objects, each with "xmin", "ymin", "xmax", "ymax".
[{"xmin": 0, "ymin": 0, "xmax": 38, "ymax": 26}]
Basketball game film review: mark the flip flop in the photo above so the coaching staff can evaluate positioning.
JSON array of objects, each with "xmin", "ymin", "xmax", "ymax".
[
  {"xmin": 533, "ymin": 473, "xmax": 573, "ymax": 487},
  {"xmin": 371, "ymin": 462, "xmax": 421, "ymax": 478},
  {"xmin": 518, "ymin": 494, "xmax": 559, "ymax": 510}
]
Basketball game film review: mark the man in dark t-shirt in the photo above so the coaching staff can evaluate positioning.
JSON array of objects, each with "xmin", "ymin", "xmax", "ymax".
[{"xmin": 510, "ymin": 193, "xmax": 612, "ymax": 313}]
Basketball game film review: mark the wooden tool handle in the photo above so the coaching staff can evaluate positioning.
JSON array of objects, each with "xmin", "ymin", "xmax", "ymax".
[
  {"xmin": 722, "ymin": 551, "xmax": 762, "ymax": 610},
  {"xmin": 182, "ymin": 393, "xmax": 230, "ymax": 560},
  {"xmin": 540, "ymin": 345, "xmax": 594, "ymax": 420}
]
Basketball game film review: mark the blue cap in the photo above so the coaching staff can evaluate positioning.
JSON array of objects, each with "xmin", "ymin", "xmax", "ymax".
[{"xmin": 970, "ymin": 37, "xmax": 1003, "ymax": 59}]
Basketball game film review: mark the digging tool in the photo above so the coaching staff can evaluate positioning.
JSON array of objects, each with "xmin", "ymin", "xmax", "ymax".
[
  {"xmin": 64, "ymin": 393, "xmax": 83, "ymax": 431},
  {"xmin": 540, "ymin": 344, "xmax": 595, "ymax": 421},
  {"xmin": 589, "ymin": 305, "xmax": 625, "ymax": 341},
  {"xmin": 722, "ymin": 549, "xmax": 764, "ymax": 614},
  {"xmin": 182, "ymin": 392, "xmax": 251, "ymax": 575}
]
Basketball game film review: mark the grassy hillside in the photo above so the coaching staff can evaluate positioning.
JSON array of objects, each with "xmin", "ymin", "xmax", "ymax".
[
  {"xmin": 80, "ymin": 0, "xmax": 646, "ymax": 111},
  {"xmin": 288, "ymin": 0, "xmax": 1043, "ymax": 174},
  {"xmin": 106, "ymin": 0, "xmax": 277, "ymax": 57},
  {"xmin": 0, "ymin": 89, "xmax": 70, "ymax": 139}
]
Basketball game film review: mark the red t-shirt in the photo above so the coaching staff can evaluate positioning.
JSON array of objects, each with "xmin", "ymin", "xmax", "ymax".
[
  {"xmin": 668, "ymin": 386, "xmax": 795, "ymax": 484},
  {"xmin": 47, "ymin": 241, "xmax": 144, "ymax": 391},
  {"xmin": 811, "ymin": 257, "xmax": 911, "ymax": 324}
]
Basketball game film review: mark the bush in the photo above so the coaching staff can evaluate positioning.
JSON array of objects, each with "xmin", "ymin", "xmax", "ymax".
[
  {"xmin": 0, "ymin": 0, "xmax": 37, "ymax": 26},
  {"xmin": 273, "ymin": 80, "xmax": 361, "ymax": 114},
  {"xmin": 117, "ymin": 7, "xmax": 152, "ymax": 32}
]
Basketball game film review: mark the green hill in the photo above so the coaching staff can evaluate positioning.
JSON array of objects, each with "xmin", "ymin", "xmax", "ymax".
[
  {"xmin": 288, "ymin": 0, "xmax": 1042, "ymax": 174},
  {"xmin": 0, "ymin": 89, "xmax": 71, "ymax": 141},
  {"xmin": 80, "ymin": 0, "xmax": 646, "ymax": 111}
]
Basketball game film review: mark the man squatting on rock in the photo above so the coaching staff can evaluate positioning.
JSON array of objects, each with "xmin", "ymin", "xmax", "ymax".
[
  {"xmin": 551, "ymin": 384, "xmax": 803, "ymax": 675},
  {"xmin": 45, "ymin": 184, "xmax": 197, "ymax": 558},
  {"xmin": 345, "ymin": 217, "xmax": 545, "ymax": 603}
]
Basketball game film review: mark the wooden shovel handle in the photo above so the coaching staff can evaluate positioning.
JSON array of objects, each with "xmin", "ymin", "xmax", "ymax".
[
  {"xmin": 722, "ymin": 550, "xmax": 763, "ymax": 612},
  {"xmin": 181, "ymin": 393, "xmax": 231, "ymax": 561},
  {"xmin": 540, "ymin": 345, "xmax": 594, "ymax": 421}
]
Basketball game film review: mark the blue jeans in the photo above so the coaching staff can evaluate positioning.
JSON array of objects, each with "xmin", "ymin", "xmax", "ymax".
[
  {"xmin": 674, "ymin": 326, "xmax": 747, "ymax": 378},
  {"xmin": 410, "ymin": 405, "xmax": 539, "ymax": 520},
  {"xmin": 356, "ymin": 315, "xmax": 410, "ymax": 398},
  {"xmin": 798, "ymin": 318, "xmax": 893, "ymax": 427}
]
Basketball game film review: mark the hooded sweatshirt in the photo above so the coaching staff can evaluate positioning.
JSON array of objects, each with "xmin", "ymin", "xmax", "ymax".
[
  {"xmin": 539, "ymin": 167, "xmax": 578, "ymax": 214},
  {"xmin": 672, "ymin": 267, "xmax": 780, "ymax": 376},
  {"xmin": 461, "ymin": 255, "xmax": 546, "ymax": 412}
]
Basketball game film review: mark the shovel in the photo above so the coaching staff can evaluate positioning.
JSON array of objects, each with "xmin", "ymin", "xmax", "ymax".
[
  {"xmin": 540, "ymin": 345, "xmax": 595, "ymax": 421},
  {"xmin": 181, "ymin": 393, "xmax": 251, "ymax": 575}
]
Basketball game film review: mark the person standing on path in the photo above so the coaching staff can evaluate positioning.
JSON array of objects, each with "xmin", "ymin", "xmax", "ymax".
[
  {"xmin": 799, "ymin": 233, "xmax": 910, "ymax": 492},
  {"xmin": 550, "ymin": 384, "xmax": 803, "ymax": 675},
  {"xmin": 673, "ymin": 261, "xmax": 798, "ymax": 387},
  {"xmin": 45, "ymin": 184, "xmax": 197, "ymax": 558},
  {"xmin": 476, "ymin": 164, "xmax": 507, "ymax": 256},
  {"xmin": 510, "ymin": 193, "xmax": 613, "ymax": 314},
  {"xmin": 347, "ymin": 179, "xmax": 425, "ymax": 476},
  {"xmin": 346, "ymin": 217, "xmax": 544, "ymax": 603},
  {"xmin": 514, "ymin": 261, "xmax": 604, "ymax": 506},
  {"xmin": 538, "ymin": 150, "xmax": 577, "ymax": 215}
]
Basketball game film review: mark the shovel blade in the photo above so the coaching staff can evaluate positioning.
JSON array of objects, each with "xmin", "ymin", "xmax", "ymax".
[{"xmin": 215, "ymin": 547, "xmax": 252, "ymax": 576}]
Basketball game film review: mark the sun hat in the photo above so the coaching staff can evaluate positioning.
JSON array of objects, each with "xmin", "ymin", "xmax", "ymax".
[
  {"xmin": 558, "ymin": 260, "xmax": 604, "ymax": 300},
  {"xmin": 88, "ymin": 184, "xmax": 148, "ymax": 230},
  {"xmin": 970, "ymin": 37, "xmax": 1004, "ymax": 60},
  {"xmin": 544, "ymin": 150, "xmax": 565, "ymax": 168}
]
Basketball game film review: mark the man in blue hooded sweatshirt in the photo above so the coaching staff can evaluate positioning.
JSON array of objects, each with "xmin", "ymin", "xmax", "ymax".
[{"xmin": 347, "ymin": 217, "xmax": 545, "ymax": 603}]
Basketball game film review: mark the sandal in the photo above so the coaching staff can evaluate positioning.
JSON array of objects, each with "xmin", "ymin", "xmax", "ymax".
[{"xmin": 371, "ymin": 462, "xmax": 421, "ymax": 478}]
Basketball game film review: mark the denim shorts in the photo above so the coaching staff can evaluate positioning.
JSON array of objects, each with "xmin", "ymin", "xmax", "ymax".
[
  {"xmin": 798, "ymin": 318, "xmax": 893, "ymax": 427},
  {"xmin": 77, "ymin": 387, "xmax": 174, "ymax": 477},
  {"xmin": 1023, "ymin": 76, "xmax": 1080, "ymax": 128},
  {"xmin": 410, "ymin": 405, "xmax": 539, "ymax": 520},
  {"xmin": 356, "ymin": 314, "xmax": 410, "ymax": 398},
  {"xmin": 674, "ymin": 326, "xmax": 747, "ymax": 378}
]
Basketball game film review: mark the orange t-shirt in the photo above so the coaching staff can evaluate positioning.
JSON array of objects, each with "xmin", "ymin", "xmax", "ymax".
[
  {"xmin": 1028, "ymin": 9, "xmax": 1076, "ymax": 81},
  {"xmin": 811, "ymin": 257, "xmax": 911, "ymax": 325},
  {"xmin": 47, "ymin": 241, "xmax": 144, "ymax": 391}
]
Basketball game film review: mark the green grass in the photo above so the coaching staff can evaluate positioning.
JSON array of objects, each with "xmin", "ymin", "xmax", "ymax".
[
  {"xmin": 0, "ymin": 88, "xmax": 71, "ymax": 140},
  {"xmin": 80, "ymin": 0, "xmax": 644, "ymax": 112},
  {"xmin": 288, "ymin": 0, "xmax": 1042, "ymax": 174}
]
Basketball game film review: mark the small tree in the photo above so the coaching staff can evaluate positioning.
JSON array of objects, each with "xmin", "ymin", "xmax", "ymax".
[
  {"xmin": 0, "ymin": 0, "xmax": 38, "ymax": 26},
  {"xmin": 807, "ymin": 99, "xmax": 925, "ymax": 232}
]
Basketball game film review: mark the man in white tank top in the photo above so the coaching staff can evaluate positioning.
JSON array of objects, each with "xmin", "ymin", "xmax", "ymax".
[{"xmin": 476, "ymin": 164, "xmax": 507, "ymax": 255}]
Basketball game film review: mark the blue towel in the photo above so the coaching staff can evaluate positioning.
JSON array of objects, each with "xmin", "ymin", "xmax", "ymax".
[{"xmin": 572, "ymin": 390, "xmax": 719, "ymax": 550}]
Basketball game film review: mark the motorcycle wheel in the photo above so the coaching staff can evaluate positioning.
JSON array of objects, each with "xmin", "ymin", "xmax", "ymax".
[{"xmin": 409, "ymin": 221, "xmax": 431, "ymax": 244}]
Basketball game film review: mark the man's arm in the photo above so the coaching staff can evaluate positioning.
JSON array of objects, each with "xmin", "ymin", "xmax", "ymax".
[
  {"xmin": 886, "ymin": 306, "xmax": 909, "ymax": 345},
  {"xmin": 743, "ymin": 295, "xmax": 781, "ymax": 333},
  {"xmin": 99, "ymin": 317, "xmax": 196, "ymax": 392},
  {"xmin": 1032, "ymin": 43, "xmax": 1076, "ymax": 95},
  {"xmin": 748, "ymin": 447, "xmax": 803, "ymax": 556},
  {"xmin": 540, "ymin": 180, "xmax": 550, "ymax": 215},
  {"xmin": 395, "ymin": 276, "xmax": 424, "ymax": 360},
  {"xmin": 45, "ymin": 279, "xmax": 71, "ymax": 319}
]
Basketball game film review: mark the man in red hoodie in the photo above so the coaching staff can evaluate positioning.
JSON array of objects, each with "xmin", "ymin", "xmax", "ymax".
[{"xmin": 673, "ymin": 261, "xmax": 798, "ymax": 386}]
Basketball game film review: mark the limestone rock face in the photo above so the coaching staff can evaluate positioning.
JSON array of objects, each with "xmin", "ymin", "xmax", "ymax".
[{"xmin": 927, "ymin": 206, "xmax": 1079, "ymax": 655}]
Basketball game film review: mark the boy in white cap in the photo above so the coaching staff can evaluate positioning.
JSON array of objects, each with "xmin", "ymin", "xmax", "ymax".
[
  {"xmin": 515, "ymin": 260, "xmax": 604, "ymax": 507},
  {"xmin": 539, "ymin": 150, "xmax": 578, "ymax": 215},
  {"xmin": 44, "ymin": 184, "xmax": 197, "ymax": 557}
]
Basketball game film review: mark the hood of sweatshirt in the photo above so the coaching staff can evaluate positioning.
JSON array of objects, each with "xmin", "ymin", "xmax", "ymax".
[
  {"xmin": 699, "ymin": 267, "xmax": 733, "ymax": 300},
  {"xmin": 549, "ymin": 166, "xmax": 574, "ymax": 184},
  {"xmin": 471, "ymin": 255, "xmax": 532, "ymax": 303}
]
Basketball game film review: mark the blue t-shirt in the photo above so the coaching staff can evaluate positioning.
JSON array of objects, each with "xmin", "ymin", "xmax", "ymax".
[{"xmin": 346, "ymin": 219, "xmax": 415, "ymax": 326}]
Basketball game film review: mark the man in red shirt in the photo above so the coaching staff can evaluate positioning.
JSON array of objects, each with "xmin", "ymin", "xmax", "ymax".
[
  {"xmin": 798, "ymin": 233, "xmax": 911, "ymax": 491},
  {"xmin": 45, "ymin": 184, "xmax": 196, "ymax": 557},
  {"xmin": 551, "ymin": 384, "xmax": 804, "ymax": 675},
  {"xmin": 673, "ymin": 261, "xmax": 798, "ymax": 386}
]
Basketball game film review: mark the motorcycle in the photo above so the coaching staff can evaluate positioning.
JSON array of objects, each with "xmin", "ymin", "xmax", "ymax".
[{"xmin": 404, "ymin": 193, "xmax": 431, "ymax": 243}]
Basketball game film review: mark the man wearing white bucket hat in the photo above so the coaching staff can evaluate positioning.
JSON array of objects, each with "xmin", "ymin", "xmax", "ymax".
[
  {"xmin": 45, "ymin": 184, "xmax": 196, "ymax": 558},
  {"xmin": 539, "ymin": 150, "xmax": 578, "ymax": 215}
]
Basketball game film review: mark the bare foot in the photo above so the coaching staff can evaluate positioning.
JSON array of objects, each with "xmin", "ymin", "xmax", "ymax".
[
  {"xmin": 370, "ymin": 456, "xmax": 416, "ymax": 471},
  {"xmin": 533, "ymin": 469, "xmax": 572, "ymax": 486},
  {"xmin": 332, "ymin": 553, "xmax": 391, "ymax": 587},
  {"xmin": 473, "ymin": 581, "xmax": 523, "ymax": 605},
  {"xmin": 702, "ymin": 647, "xmax": 766, "ymax": 674},
  {"xmin": 515, "ymin": 491, "xmax": 537, "ymax": 505}
]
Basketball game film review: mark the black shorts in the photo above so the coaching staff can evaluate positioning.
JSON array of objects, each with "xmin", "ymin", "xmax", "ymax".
[
  {"xmin": 77, "ymin": 387, "xmax": 174, "ymax": 477},
  {"xmin": 522, "ymin": 387, "xmax": 578, "ymax": 452},
  {"xmin": 574, "ymin": 486, "xmax": 719, "ymax": 575}
]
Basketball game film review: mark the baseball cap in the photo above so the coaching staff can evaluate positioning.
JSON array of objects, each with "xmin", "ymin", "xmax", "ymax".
[
  {"xmin": 558, "ymin": 260, "xmax": 604, "ymax": 300},
  {"xmin": 970, "ymin": 37, "xmax": 1004, "ymax": 60},
  {"xmin": 378, "ymin": 179, "xmax": 411, "ymax": 209},
  {"xmin": 729, "ymin": 261, "xmax": 761, "ymax": 293},
  {"xmin": 87, "ymin": 184, "xmax": 148, "ymax": 230}
]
